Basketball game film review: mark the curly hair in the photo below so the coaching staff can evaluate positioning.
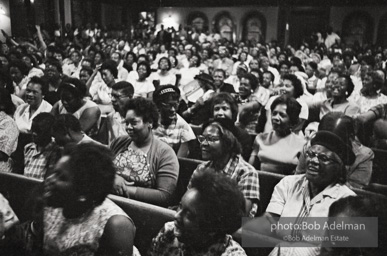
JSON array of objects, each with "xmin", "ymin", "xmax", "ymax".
[
  {"xmin": 45, "ymin": 57, "xmax": 63, "ymax": 74},
  {"xmin": 271, "ymin": 95, "xmax": 301, "ymax": 126},
  {"xmin": 9, "ymin": 60, "xmax": 29, "ymax": 76},
  {"xmin": 240, "ymin": 73, "xmax": 259, "ymax": 91},
  {"xmin": 125, "ymin": 51, "xmax": 137, "ymax": 63},
  {"xmin": 137, "ymin": 61, "xmax": 151, "ymax": 77},
  {"xmin": 158, "ymin": 57, "xmax": 172, "ymax": 70},
  {"xmin": 189, "ymin": 169, "xmax": 246, "ymax": 237},
  {"xmin": 64, "ymin": 143, "xmax": 115, "ymax": 207},
  {"xmin": 100, "ymin": 60, "xmax": 118, "ymax": 79},
  {"xmin": 123, "ymin": 98, "xmax": 159, "ymax": 129},
  {"xmin": 282, "ymin": 74, "xmax": 304, "ymax": 98}
]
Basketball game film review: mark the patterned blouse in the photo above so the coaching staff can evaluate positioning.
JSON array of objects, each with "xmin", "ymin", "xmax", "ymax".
[
  {"xmin": 0, "ymin": 111, "xmax": 19, "ymax": 173},
  {"xmin": 113, "ymin": 145, "xmax": 154, "ymax": 188},
  {"xmin": 44, "ymin": 198, "xmax": 136, "ymax": 256},
  {"xmin": 149, "ymin": 221, "xmax": 247, "ymax": 256}
]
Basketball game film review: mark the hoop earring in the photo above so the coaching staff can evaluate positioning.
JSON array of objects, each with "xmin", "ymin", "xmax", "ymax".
[{"xmin": 78, "ymin": 195, "xmax": 87, "ymax": 202}]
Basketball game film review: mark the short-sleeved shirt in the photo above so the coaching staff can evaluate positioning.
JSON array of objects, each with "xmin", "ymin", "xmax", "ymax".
[
  {"xmin": 149, "ymin": 71, "xmax": 177, "ymax": 86},
  {"xmin": 368, "ymin": 103, "xmax": 387, "ymax": 119},
  {"xmin": 14, "ymin": 100, "xmax": 52, "ymax": 133},
  {"xmin": 353, "ymin": 93, "xmax": 387, "ymax": 114},
  {"xmin": 267, "ymin": 174, "xmax": 355, "ymax": 237},
  {"xmin": 24, "ymin": 141, "xmax": 61, "ymax": 180},
  {"xmin": 189, "ymin": 155, "xmax": 260, "ymax": 217},
  {"xmin": 127, "ymin": 77, "xmax": 155, "ymax": 97},
  {"xmin": 149, "ymin": 221, "xmax": 247, "ymax": 256},
  {"xmin": 153, "ymin": 114, "xmax": 196, "ymax": 153},
  {"xmin": 319, "ymin": 99, "xmax": 360, "ymax": 119}
]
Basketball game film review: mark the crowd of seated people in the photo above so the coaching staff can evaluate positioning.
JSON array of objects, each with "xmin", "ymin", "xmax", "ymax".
[{"xmin": 1, "ymin": 18, "xmax": 387, "ymax": 256}]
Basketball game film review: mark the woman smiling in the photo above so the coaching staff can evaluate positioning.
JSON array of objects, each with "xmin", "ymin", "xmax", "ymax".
[
  {"xmin": 110, "ymin": 97, "xmax": 179, "ymax": 207},
  {"xmin": 14, "ymin": 76, "xmax": 52, "ymax": 134}
]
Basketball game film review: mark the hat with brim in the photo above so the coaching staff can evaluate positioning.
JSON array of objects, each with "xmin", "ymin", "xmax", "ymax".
[
  {"xmin": 153, "ymin": 85, "xmax": 180, "ymax": 103},
  {"xmin": 310, "ymin": 131, "xmax": 355, "ymax": 165}
]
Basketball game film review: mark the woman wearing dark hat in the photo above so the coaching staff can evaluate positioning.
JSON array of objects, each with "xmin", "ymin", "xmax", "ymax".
[
  {"xmin": 189, "ymin": 118, "xmax": 260, "ymax": 217},
  {"xmin": 153, "ymin": 85, "xmax": 196, "ymax": 157},
  {"xmin": 269, "ymin": 130, "xmax": 356, "ymax": 217},
  {"xmin": 245, "ymin": 130, "xmax": 356, "ymax": 255},
  {"xmin": 51, "ymin": 78, "xmax": 101, "ymax": 136},
  {"xmin": 296, "ymin": 112, "xmax": 374, "ymax": 189}
]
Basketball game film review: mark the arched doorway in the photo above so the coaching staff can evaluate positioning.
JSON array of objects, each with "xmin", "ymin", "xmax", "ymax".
[
  {"xmin": 186, "ymin": 11, "xmax": 209, "ymax": 34},
  {"xmin": 213, "ymin": 11, "xmax": 235, "ymax": 42},
  {"xmin": 342, "ymin": 11, "xmax": 373, "ymax": 46},
  {"xmin": 242, "ymin": 11, "xmax": 266, "ymax": 44},
  {"xmin": 377, "ymin": 13, "xmax": 387, "ymax": 47}
]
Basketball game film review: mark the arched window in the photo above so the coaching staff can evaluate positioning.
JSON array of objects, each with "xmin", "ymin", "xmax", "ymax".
[
  {"xmin": 377, "ymin": 13, "xmax": 387, "ymax": 47},
  {"xmin": 242, "ymin": 11, "xmax": 266, "ymax": 44},
  {"xmin": 186, "ymin": 11, "xmax": 209, "ymax": 34},
  {"xmin": 213, "ymin": 11, "xmax": 235, "ymax": 42},
  {"xmin": 342, "ymin": 11, "xmax": 373, "ymax": 46}
]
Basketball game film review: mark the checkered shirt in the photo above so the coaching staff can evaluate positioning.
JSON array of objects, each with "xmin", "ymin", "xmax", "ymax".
[
  {"xmin": 24, "ymin": 141, "xmax": 61, "ymax": 180},
  {"xmin": 189, "ymin": 155, "xmax": 260, "ymax": 217},
  {"xmin": 153, "ymin": 114, "xmax": 196, "ymax": 153}
]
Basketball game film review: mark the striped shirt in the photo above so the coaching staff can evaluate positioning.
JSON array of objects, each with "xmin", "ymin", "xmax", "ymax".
[
  {"xmin": 153, "ymin": 114, "xmax": 196, "ymax": 153},
  {"xmin": 24, "ymin": 141, "xmax": 61, "ymax": 180}
]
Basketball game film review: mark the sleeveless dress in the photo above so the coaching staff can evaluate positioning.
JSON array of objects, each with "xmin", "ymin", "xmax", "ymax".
[
  {"xmin": 58, "ymin": 99, "xmax": 101, "ymax": 136},
  {"xmin": 43, "ymin": 198, "xmax": 136, "ymax": 255}
]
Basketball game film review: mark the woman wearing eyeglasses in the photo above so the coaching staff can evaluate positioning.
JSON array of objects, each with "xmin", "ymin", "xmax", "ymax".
[
  {"xmin": 110, "ymin": 97, "xmax": 179, "ymax": 207},
  {"xmin": 189, "ymin": 118, "xmax": 260, "ymax": 217},
  {"xmin": 249, "ymin": 95, "xmax": 306, "ymax": 174},
  {"xmin": 244, "ymin": 130, "xmax": 356, "ymax": 255}
]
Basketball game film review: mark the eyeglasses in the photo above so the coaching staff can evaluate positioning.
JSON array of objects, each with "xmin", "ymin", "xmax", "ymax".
[
  {"xmin": 197, "ymin": 135, "xmax": 220, "ymax": 144},
  {"xmin": 305, "ymin": 150, "xmax": 339, "ymax": 164},
  {"xmin": 160, "ymin": 102, "xmax": 179, "ymax": 109}
]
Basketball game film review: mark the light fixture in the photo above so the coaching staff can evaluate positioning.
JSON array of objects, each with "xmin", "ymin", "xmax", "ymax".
[{"xmin": 30, "ymin": 0, "xmax": 35, "ymax": 4}]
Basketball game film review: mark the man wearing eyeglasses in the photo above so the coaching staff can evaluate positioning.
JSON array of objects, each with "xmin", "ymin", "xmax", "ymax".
[
  {"xmin": 105, "ymin": 81, "xmax": 134, "ymax": 144},
  {"xmin": 153, "ymin": 85, "xmax": 196, "ymax": 158}
]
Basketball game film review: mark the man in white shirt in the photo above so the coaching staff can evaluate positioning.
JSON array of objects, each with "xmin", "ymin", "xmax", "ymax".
[{"xmin": 111, "ymin": 51, "xmax": 129, "ymax": 81}]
